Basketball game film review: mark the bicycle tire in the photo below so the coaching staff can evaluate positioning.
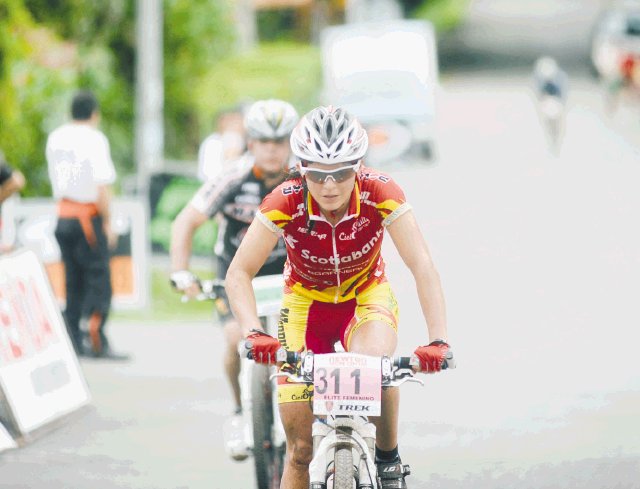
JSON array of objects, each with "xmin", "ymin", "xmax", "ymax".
[
  {"xmin": 333, "ymin": 445, "xmax": 355, "ymax": 489},
  {"xmin": 251, "ymin": 363, "xmax": 283, "ymax": 489}
]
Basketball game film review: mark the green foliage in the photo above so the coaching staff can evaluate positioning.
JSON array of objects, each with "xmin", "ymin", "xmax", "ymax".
[
  {"xmin": 163, "ymin": 0, "xmax": 236, "ymax": 159},
  {"xmin": 194, "ymin": 41, "xmax": 321, "ymax": 143},
  {"xmin": 258, "ymin": 8, "xmax": 298, "ymax": 41},
  {"xmin": 2, "ymin": 1, "xmax": 320, "ymax": 196},
  {"xmin": 413, "ymin": 0, "xmax": 471, "ymax": 33},
  {"xmin": 0, "ymin": 0, "xmax": 134, "ymax": 195},
  {"xmin": 1, "ymin": 0, "xmax": 236, "ymax": 196},
  {"xmin": 0, "ymin": 2, "xmax": 77, "ymax": 196},
  {"xmin": 149, "ymin": 176, "xmax": 217, "ymax": 255}
]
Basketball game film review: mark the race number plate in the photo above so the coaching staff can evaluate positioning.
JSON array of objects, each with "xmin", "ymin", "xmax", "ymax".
[{"xmin": 312, "ymin": 353, "xmax": 382, "ymax": 416}]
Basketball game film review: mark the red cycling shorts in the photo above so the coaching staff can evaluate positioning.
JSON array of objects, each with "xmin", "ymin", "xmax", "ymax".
[{"xmin": 276, "ymin": 280, "xmax": 399, "ymax": 404}]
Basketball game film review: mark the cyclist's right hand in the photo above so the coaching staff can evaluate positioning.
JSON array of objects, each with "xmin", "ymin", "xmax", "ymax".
[
  {"xmin": 244, "ymin": 329, "xmax": 280, "ymax": 365},
  {"xmin": 170, "ymin": 270, "xmax": 201, "ymax": 298}
]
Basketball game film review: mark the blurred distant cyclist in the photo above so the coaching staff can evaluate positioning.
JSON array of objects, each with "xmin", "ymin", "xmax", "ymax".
[
  {"xmin": 169, "ymin": 99, "xmax": 299, "ymax": 461},
  {"xmin": 532, "ymin": 56, "xmax": 568, "ymax": 152},
  {"xmin": 604, "ymin": 52, "xmax": 640, "ymax": 113}
]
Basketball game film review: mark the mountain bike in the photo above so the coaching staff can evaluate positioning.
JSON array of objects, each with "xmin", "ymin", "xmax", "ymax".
[
  {"xmin": 250, "ymin": 348, "xmax": 454, "ymax": 489},
  {"xmin": 182, "ymin": 275, "xmax": 285, "ymax": 489}
]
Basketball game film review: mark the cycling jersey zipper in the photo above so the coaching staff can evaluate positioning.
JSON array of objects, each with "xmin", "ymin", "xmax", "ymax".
[{"xmin": 330, "ymin": 226, "xmax": 341, "ymax": 304}]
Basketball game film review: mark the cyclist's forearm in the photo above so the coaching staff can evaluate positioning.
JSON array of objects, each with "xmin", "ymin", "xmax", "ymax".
[
  {"xmin": 170, "ymin": 218, "xmax": 195, "ymax": 271},
  {"xmin": 170, "ymin": 206, "xmax": 206, "ymax": 271},
  {"xmin": 414, "ymin": 266, "xmax": 448, "ymax": 342},
  {"xmin": 225, "ymin": 266, "xmax": 262, "ymax": 336}
]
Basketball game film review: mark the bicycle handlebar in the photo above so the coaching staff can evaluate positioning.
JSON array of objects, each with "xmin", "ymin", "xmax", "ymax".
[
  {"xmin": 177, "ymin": 278, "xmax": 226, "ymax": 302},
  {"xmin": 244, "ymin": 348, "xmax": 454, "ymax": 387},
  {"xmin": 267, "ymin": 349, "xmax": 453, "ymax": 371}
]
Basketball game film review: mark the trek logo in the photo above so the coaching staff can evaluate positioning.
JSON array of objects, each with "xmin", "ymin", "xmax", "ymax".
[
  {"xmin": 338, "ymin": 216, "xmax": 371, "ymax": 241},
  {"xmin": 382, "ymin": 466, "xmax": 399, "ymax": 473},
  {"xmin": 301, "ymin": 228, "xmax": 383, "ymax": 264},
  {"xmin": 338, "ymin": 405, "xmax": 370, "ymax": 412}
]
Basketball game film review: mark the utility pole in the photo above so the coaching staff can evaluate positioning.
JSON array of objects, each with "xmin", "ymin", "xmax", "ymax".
[
  {"xmin": 134, "ymin": 0, "xmax": 163, "ymax": 310},
  {"xmin": 135, "ymin": 0, "xmax": 164, "ymax": 196},
  {"xmin": 235, "ymin": 0, "xmax": 258, "ymax": 51}
]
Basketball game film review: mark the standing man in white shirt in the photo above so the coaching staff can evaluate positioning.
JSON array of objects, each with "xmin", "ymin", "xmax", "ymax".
[{"xmin": 46, "ymin": 90, "xmax": 128, "ymax": 360}]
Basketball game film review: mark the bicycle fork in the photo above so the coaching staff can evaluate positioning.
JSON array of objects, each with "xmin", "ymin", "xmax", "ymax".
[{"xmin": 309, "ymin": 416, "xmax": 378, "ymax": 489}]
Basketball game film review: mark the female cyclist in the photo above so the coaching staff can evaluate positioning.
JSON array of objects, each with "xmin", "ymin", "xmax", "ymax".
[{"xmin": 225, "ymin": 105, "xmax": 453, "ymax": 489}]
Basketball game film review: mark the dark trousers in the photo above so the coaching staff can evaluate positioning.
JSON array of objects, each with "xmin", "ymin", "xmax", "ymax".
[{"xmin": 54, "ymin": 215, "xmax": 112, "ymax": 354}]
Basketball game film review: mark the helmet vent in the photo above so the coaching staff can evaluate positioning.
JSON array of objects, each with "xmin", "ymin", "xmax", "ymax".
[{"xmin": 324, "ymin": 118, "xmax": 335, "ymax": 145}]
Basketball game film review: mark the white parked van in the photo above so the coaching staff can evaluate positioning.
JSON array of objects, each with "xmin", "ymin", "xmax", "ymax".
[{"xmin": 320, "ymin": 19, "xmax": 439, "ymax": 164}]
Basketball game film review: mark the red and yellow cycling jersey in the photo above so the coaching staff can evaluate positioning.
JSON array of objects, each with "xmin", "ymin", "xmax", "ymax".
[{"xmin": 257, "ymin": 168, "xmax": 411, "ymax": 303}]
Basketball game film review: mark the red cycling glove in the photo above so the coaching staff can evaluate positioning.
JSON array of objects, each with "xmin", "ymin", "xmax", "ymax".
[
  {"xmin": 245, "ymin": 330, "xmax": 281, "ymax": 365},
  {"xmin": 413, "ymin": 340, "xmax": 450, "ymax": 373}
]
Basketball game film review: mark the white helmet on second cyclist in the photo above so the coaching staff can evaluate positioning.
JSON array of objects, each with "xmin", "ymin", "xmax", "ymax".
[
  {"xmin": 244, "ymin": 99, "xmax": 299, "ymax": 140},
  {"xmin": 290, "ymin": 105, "xmax": 368, "ymax": 165}
]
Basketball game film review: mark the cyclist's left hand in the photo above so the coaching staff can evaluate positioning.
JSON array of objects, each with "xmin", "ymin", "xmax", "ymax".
[
  {"xmin": 413, "ymin": 340, "xmax": 454, "ymax": 373},
  {"xmin": 245, "ymin": 329, "xmax": 280, "ymax": 365}
]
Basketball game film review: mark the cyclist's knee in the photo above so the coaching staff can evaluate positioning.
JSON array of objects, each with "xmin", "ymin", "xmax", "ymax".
[
  {"xmin": 348, "ymin": 320, "xmax": 397, "ymax": 356},
  {"xmin": 287, "ymin": 439, "xmax": 313, "ymax": 468}
]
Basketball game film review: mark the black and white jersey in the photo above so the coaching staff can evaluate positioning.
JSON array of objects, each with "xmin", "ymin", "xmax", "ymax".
[{"xmin": 189, "ymin": 162, "xmax": 287, "ymax": 274}]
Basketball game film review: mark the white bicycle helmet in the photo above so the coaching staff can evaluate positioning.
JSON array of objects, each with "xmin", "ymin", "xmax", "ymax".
[
  {"xmin": 244, "ymin": 99, "xmax": 299, "ymax": 140},
  {"xmin": 534, "ymin": 56, "xmax": 559, "ymax": 79},
  {"xmin": 290, "ymin": 105, "xmax": 368, "ymax": 165}
]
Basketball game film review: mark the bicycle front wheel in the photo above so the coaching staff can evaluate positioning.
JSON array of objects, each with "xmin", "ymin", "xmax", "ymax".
[
  {"xmin": 333, "ymin": 445, "xmax": 356, "ymax": 489},
  {"xmin": 251, "ymin": 363, "xmax": 283, "ymax": 489}
]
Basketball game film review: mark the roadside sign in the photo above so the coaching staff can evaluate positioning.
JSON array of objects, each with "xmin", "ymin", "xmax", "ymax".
[{"xmin": 0, "ymin": 250, "xmax": 91, "ymax": 438}]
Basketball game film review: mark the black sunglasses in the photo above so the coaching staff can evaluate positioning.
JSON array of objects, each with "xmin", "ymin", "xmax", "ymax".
[{"xmin": 257, "ymin": 136, "xmax": 288, "ymax": 144}]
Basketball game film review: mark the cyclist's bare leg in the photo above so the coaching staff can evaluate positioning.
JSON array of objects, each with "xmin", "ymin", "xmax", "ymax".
[
  {"xmin": 348, "ymin": 320, "xmax": 399, "ymax": 451},
  {"xmin": 279, "ymin": 401, "xmax": 314, "ymax": 489},
  {"xmin": 223, "ymin": 319, "xmax": 243, "ymax": 410}
]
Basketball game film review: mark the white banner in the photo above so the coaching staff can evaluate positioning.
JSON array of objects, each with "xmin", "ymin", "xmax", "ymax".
[{"xmin": 0, "ymin": 250, "xmax": 90, "ymax": 435}]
